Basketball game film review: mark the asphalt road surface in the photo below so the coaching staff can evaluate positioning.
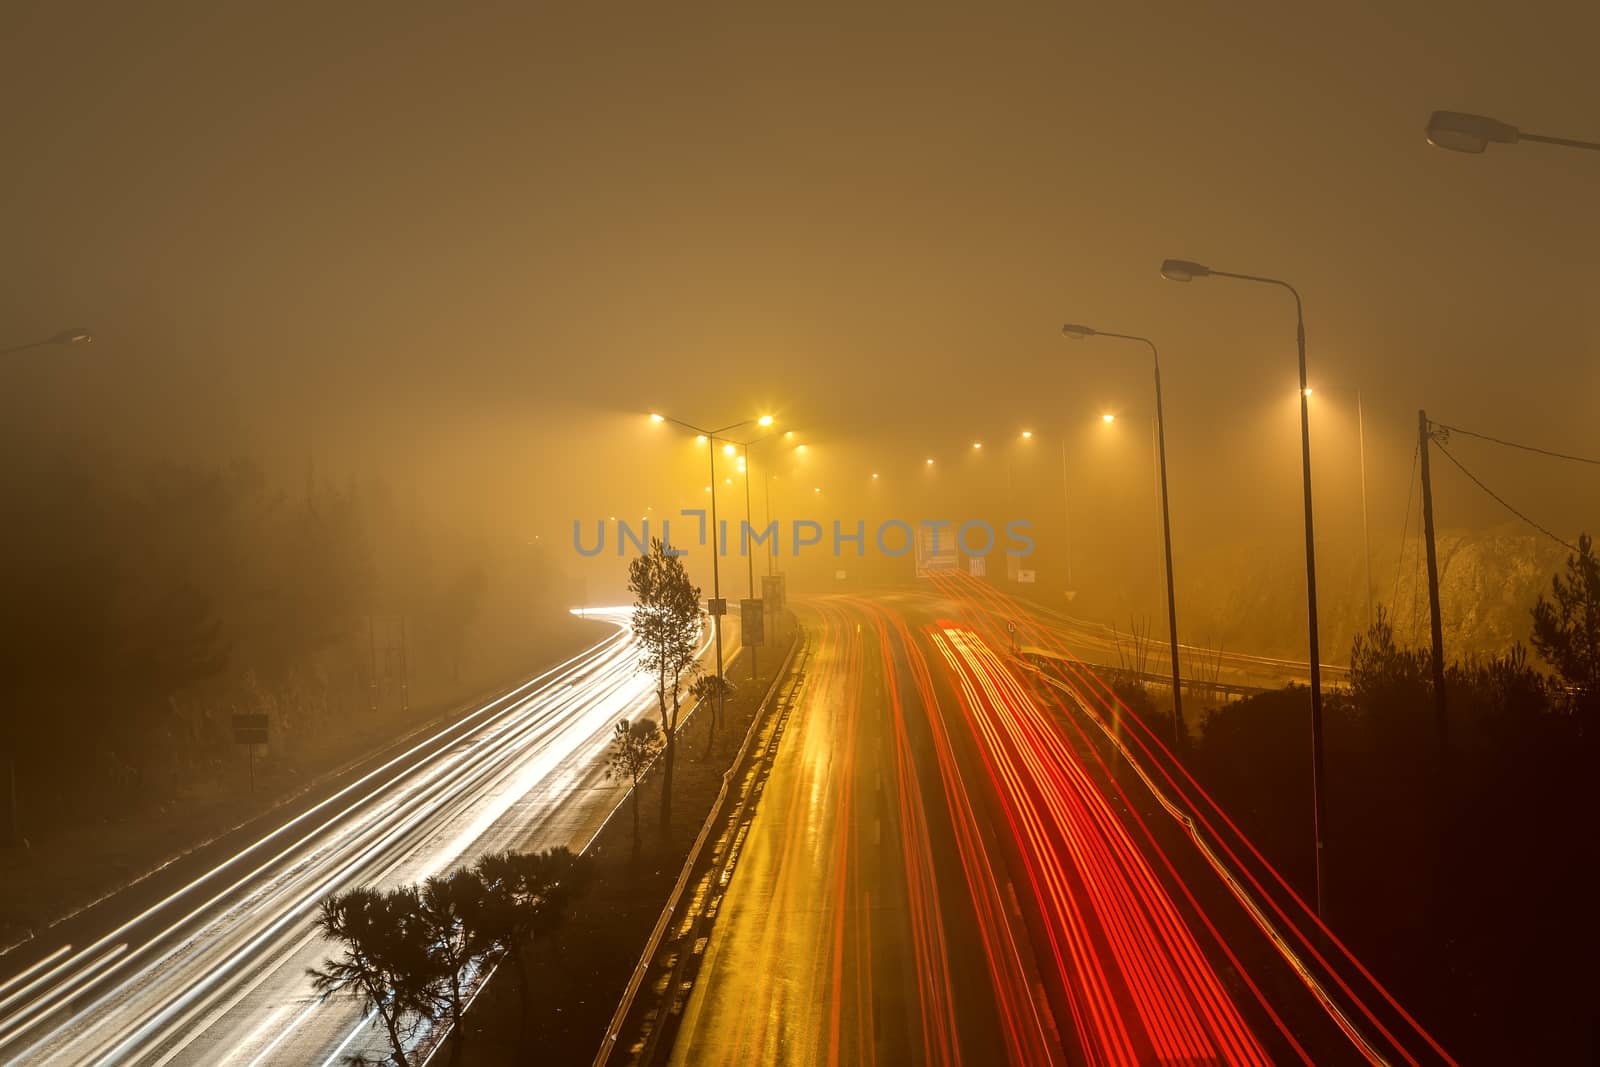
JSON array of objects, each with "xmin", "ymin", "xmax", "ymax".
[
  {"xmin": 0, "ymin": 607, "xmax": 734, "ymax": 1066},
  {"xmin": 669, "ymin": 582, "xmax": 1458, "ymax": 1067}
]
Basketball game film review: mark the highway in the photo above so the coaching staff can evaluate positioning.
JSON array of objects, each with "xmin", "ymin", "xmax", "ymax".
[
  {"xmin": 0, "ymin": 608, "xmax": 727, "ymax": 1066},
  {"xmin": 669, "ymin": 583, "xmax": 1458, "ymax": 1067}
]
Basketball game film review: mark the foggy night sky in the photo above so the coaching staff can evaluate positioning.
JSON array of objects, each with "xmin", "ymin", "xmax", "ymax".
[{"xmin": 2, "ymin": 2, "xmax": 1596, "ymax": 612}]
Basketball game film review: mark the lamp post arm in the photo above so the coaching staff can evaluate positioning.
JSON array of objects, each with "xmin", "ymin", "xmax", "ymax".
[{"xmin": 1521, "ymin": 131, "xmax": 1600, "ymax": 152}]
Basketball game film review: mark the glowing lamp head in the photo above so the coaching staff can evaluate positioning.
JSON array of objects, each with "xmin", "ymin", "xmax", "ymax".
[
  {"xmin": 1101, "ymin": 413, "xmax": 1116, "ymax": 424},
  {"xmin": 1021, "ymin": 430, "xmax": 1033, "ymax": 439},
  {"xmin": 649, "ymin": 412, "xmax": 665, "ymax": 423},
  {"xmin": 757, "ymin": 414, "xmax": 774, "ymax": 427},
  {"xmin": 695, "ymin": 434, "xmax": 707, "ymax": 444},
  {"xmin": 972, "ymin": 442, "xmax": 982, "ymax": 450},
  {"xmin": 722, "ymin": 443, "xmax": 736, "ymax": 456}
]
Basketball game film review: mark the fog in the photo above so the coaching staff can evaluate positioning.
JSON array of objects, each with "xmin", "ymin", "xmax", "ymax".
[{"xmin": 3, "ymin": 1, "xmax": 1596, "ymax": 661}]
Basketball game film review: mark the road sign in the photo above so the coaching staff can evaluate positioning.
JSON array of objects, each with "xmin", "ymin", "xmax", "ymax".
[
  {"xmin": 761, "ymin": 574, "xmax": 785, "ymax": 614},
  {"xmin": 231, "ymin": 713, "xmax": 269, "ymax": 745},
  {"xmin": 914, "ymin": 526, "xmax": 958, "ymax": 577},
  {"xmin": 740, "ymin": 598, "xmax": 764, "ymax": 646},
  {"xmin": 707, "ymin": 597, "xmax": 727, "ymax": 616}
]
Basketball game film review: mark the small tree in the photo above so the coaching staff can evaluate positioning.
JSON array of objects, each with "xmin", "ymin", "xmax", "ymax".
[
  {"xmin": 466, "ymin": 847, "xmax": 594, "ymax": 1040},
  {"xmin": 689, "ymin": 673, "xmax": 735, "ymax": 756},
  {"xmin": 606, "ymin": 718, "xmax": 664, "ymax": 850},
  {"xmin": 417, "ymin": 869, "xmax": 485, "ymax": 1065},
  {"xmin": 627, "ymin": 537, "xmax": 703, "ymax": 829},
  {"xmin": 1531, "ymin": 532, "xmax": 1600, "ymax": 727},
  {"xmin": 308, "ymin": 886, "xmax": 440, "ymax": 1067}
]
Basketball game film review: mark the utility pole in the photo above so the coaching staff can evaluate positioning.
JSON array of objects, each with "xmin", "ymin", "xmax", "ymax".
[
  {"xmin": 742, "ymin": 443, "xmax": 757, "ymax": 683},
  {"xmin": 1358, "ymin": 392, "xmax": 1373, "ymax": 629},
  {"xmin": 399, "ymin": 615, "xmax": 410, "ymax": 714},
  {"xmin": 367, "ymin": 615, "xmax": 380, "ymax": 714},
  {"xmin": 1418, "ymin": 410, "xmax": 1449, "ymax": 758},
  {"xmin": 1058, "ymin": 435, "xmax": 1074, "ymax": 589}
]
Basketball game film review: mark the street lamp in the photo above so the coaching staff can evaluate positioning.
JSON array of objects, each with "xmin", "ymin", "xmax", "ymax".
[
  {"xmin": 1160, "ymin": 257, "xmax": 1329, "ymax": 919},
  {"xmin": 1424, "ymin": 110, "xmax": 1600, "ymax": 155},
  {"xmin": 728, "ymin": 424, "xmax": 791, "ymax": 678},
  {"xmin": 2, "ymin": 327, "xmax": 93, "ymax": 357},
  {"xmin": 1062, "ymin": 323, "xmax": 1185, "ymax": 746},
  {"xmin": 649, "ymin": 410, "xmax": 773, "ymax": 730}
]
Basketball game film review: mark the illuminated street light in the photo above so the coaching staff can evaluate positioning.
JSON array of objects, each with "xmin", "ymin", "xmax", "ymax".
[
  {"xmin": 722, "ymin": 443, "xmax": 736, "ymax": 456},
  {"xmin": 925, "ymin": 458, "xmax": 934, "ymax": 466},
  {"xmin": 871, "ymin": 472, "xmax": 879, "ymax": 479},
  {"xmin": 1160, "ymin": 255, "xmax": 1329, "ymax": 920},
  {"xmin": 1062, "ymin": 321, "xmax": 1185, "ymax": 748},
  {"xmin": 972, "ymin": 441, "xmax": 982, "ymax": 450},
  {"xmin": 795, "ymin": 444, "xmax": 808, "ymax": 454},
  {"xmin": 2, "ymin": 327, "xmax": 94, "ymax": 357},
  {"xmin": 1424, "ymin": 110, "xmax": 1600, "ymax": 155},
  {"xmin": 758, "ymin": 414, "xmax": 774, "ymax": 426},
  {"xmin": 1020, "ymin": 430, "xmax": 1033, "ymax": 439},
  {"xmin": 696, "ymin": 434, "xmax": 707, "ymax": 444},
  {"xmin": 646, "ymin": 409, "xmax": 771, "ymax": 729}
]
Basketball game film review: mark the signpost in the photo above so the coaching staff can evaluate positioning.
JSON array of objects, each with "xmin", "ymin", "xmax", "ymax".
[
  {"xmin": 739, "ymin": 598, "xmax": 764, "ymax": 647},
  {"xmin": 232, "ymin": 713, "xmax": 269, "ymax": 793}
]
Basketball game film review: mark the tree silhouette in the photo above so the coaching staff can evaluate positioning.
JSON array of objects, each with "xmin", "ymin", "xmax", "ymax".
[
  {"xmin": 307, "ymin": 886, "xmax": 440, "ymax": 1067},
  {"xmin": 605, "ymin": 718, "xmax": 664, "ymax": 851},
  {"xmin": 466, "ymin": 847, "xmax": 594, "ymax": 1040},
  {"xmin": 627, "ymin": 538, "xmax": 702, "ymax": 830},
  {"xmin": 1531, "ymin": 532, "xmax": 1600, "ymax": 727},
  {"xmin": 689, "ymin": 673, "xmax": 735, "ymax": 756},
  {"xmin": 417, "ymin": 869, "xmax": 485, "ymax": 1065}
]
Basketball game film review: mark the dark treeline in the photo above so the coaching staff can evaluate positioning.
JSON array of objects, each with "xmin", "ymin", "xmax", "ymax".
[
  {"xmin": 1182, "ymin": 536, "xmax": 1598, "ymax": 1063},
  {"xmin": 0, "ymin": 446, "xmax": 574, "ymax": 838}
]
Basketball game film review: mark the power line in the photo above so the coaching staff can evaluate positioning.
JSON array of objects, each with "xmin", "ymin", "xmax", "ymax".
[
  {"xmin": 1436, "ymin": 422, "xmax": 1600, "ymax": 467},
  {"xmin": 1432, "ymin": 440, "xmax": 1576, "ymax": 553}
]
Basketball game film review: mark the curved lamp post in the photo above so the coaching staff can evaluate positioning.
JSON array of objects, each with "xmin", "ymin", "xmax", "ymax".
[
  {"xmin": 1425, "ymin": 110, "xmax": 1600, "ymax": 155},
  {"xmin": 1062, "ymin": 323, "xmax": 1184, "ymax": 746},
  {"xmin": 1160, "ymin": 258, "xmax": 1328, "ymax": 920},
  {"xmin": 2, "ymin": 328, "xmax": 93, "ymax": 357}
]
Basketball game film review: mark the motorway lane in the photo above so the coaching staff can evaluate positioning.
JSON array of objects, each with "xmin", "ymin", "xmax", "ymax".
[
  {"xmin": 0, "ymin": 608, "xmax": 734, "ymax": 1066},
  {"xmin": 669, "ymin": 595, "xmax": 1066, "ymax": 1067},
  {"xmin": 669, "ymin": 586, "xmax": 1454, "ymax": 1067},
  {"xmin": 1013, "ymin": 598, "xmax": 1348, "ymax": 692},
  {"xmin": 931, "ymin": 571, "xmax": 1460, "ymax": 1067}
]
